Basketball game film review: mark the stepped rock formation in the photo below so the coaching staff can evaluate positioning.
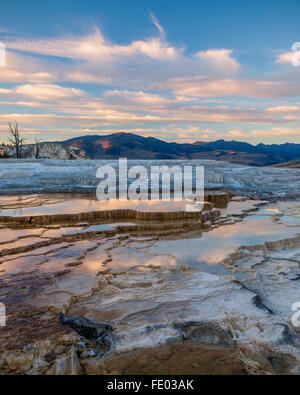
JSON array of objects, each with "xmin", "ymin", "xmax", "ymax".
[{"xmin": 0, "ymin": 194, "xmax": 299, "ymax": 374}]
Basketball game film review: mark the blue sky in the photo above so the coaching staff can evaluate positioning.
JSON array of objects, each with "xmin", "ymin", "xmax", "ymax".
[{"xmin": 0, "ymin": 0, "xmax": 299, "ymax": 144}]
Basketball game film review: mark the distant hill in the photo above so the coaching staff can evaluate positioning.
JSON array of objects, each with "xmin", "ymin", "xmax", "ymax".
[{"xmin": 57, "ymin": 132, "xmax": 300, "ymax": 166}]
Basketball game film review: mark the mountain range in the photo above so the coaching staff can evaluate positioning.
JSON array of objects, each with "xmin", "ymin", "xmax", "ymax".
[{"xmin": 57, "ymin": 132, "xmax": 300, "ymax": 167}]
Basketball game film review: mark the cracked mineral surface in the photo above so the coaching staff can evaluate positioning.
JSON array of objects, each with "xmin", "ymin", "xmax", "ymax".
[{"xmin": 0, "ymin": 190, "xmax": 299, "ymax": 375}]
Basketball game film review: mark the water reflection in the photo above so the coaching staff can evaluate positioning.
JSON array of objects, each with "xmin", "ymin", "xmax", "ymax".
[{"xmin": 150, "ymin": 208, "xmax": 300, "ymax": 277}]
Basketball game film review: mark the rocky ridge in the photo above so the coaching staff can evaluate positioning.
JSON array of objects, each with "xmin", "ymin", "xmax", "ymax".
[{"xmin": 0, "ymin": 143, "xmax": 86, "ymax": 160}]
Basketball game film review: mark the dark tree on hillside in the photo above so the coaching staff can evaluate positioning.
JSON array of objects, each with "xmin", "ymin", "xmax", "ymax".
[
  {"xmin": 8, "ymin": 121, "xmax": 24, "ymax": 158},
  {"xmin": 35, "ymin": 138, "xmax": 41, "ymax": 159},
  {"xmin": 89, "ymin": 141, "xmax": 95, "ymax": 159}
]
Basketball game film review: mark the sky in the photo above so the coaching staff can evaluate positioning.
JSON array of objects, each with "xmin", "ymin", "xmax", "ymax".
[{"xmin": 0, "ymin": 0, "xmax": 300, "ymax": 144}]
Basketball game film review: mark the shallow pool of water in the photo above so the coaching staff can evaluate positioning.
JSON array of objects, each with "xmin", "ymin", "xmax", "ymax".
[{"xmin": 149, "ymin": 204, "xmax": 300, "ymax": 277}]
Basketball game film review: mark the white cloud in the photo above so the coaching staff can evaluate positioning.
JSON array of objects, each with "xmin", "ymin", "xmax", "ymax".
[
  {"xmin": 1, "ymin": 24, "xmax": 299, "ymax": 143},
  {"xmin": 2, "ymin": 26, "xmax": 240, "ymax": 89},
  {"xmin": 0, "ymin": 100, "xmax": 283, "ymax": 128},
  {"xmin": 0, "ymin": 69, "xmax": 55, "ymax": 84},
  {"xmin": 158, "ymin": 76, "xmax": 300, "ymax": 98},
  {"xmin": 14, "ymin": 84, "xmax": 87, "ymax": 101},
  {"xmin": 65, "ymin": 72, "xmax": 112, "ymax": 84},
  {"xmin": 265, "ymin": 106, "xmax": 300, "ymax": 113},
  {"xmin": 165, "ymin": 126, "xmax": 219, "ymax": 142},
  {"xmin": 6, "ymin": 28, "xmax": 181, "ymax": 62},
  {"xmin": 104, "ymin": 90, "xmax": 171, "ymax": 105},
  {"xmin": 228, "ymin": 129, "xmax": 249, "ymax": 138},
  {"xmin": 194, "ymin": 49, "xmax": 239, "ymax": 74},
  {"xmin": 276, "ymin": 51, "xmax": 294, "ymax": 64},
  {"xmin": 251, "ymin": 127, "xmax": 300, "ymax": 137},
  {"xmin": 0, "ymin": 88, "xmax": 12, "ymax": 94},
  {"xmin": 0, "ymin": 52, "xmax": 56, "ymax": 83}
]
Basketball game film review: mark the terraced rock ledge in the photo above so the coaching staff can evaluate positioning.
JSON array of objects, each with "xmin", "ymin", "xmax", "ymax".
[{"xmin": 0, "ymin": 193, "xmax": 299, "ymax": 375}]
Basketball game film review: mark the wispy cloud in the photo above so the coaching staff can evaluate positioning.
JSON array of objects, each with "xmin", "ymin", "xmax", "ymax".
[
  {"xmin": 276, "ymin": 51, "xmax": 294, "ymax": 64},
  {"xmin": 194, "ymin": 49, "xmax": 239, "ymax": 74},
  {"xmin": 251, "ymin": 127, "xmax": 300, "ymax": 137},
  {"xmin": 3, "ymin": 26, "xmax": 239, "ymax": 88},
  {"xmin": 150, "ymin": 12, "xmax": 166, "ymax": 39},
  {"xmin": 157, "ymin": 76, "xmax": 300, "ymax": 98},
  {"xmin": 6, "ymin": 27, "xmax": 180, "ymax": 62},
  {"xmin": 0, "ymin": 20, "xmax": 299, "ymax": 143},
  {"xmin": 228, "ymin": 129, "xmax": 249, "ymax": 138},
  {"xmin": 265, "ymin": 106, "xmax": 300, "ymax": 113},
  {"xmin": 14, "ymin": 84, "xmax": 87, "ymax": 101},
  {"xmin": 104, "ymin": 89, "xmax": 172, "ymax": 105}
]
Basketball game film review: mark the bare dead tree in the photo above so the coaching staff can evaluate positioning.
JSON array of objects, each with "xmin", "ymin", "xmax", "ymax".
[
  {"xmin": 90, "ymin": 142, "xmax": 95, "ymax": 160},
  {"xmin": 8, "ymin": 121, "xmax": 24, "ymax": 158}
]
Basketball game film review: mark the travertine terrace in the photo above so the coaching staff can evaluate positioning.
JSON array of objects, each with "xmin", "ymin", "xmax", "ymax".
[{"xmin": 0, "ymin": 192, "xmax": 299, "ymax": 375}]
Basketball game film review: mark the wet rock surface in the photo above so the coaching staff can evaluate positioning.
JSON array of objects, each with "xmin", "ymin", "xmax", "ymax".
[{"xmin": 0, "ymin": 192, "xmax": 299, "ymax": 375}]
